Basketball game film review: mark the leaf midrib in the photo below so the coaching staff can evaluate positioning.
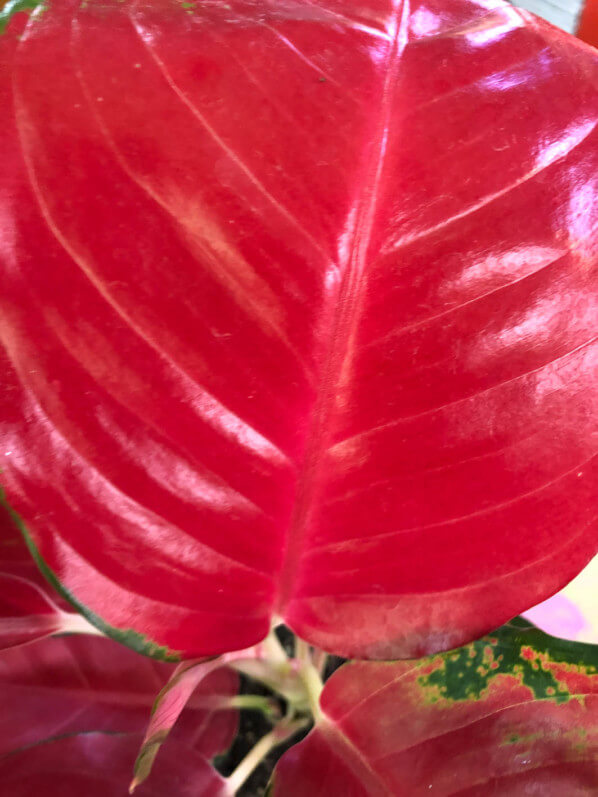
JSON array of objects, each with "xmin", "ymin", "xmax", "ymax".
[{"xmin": 275, "ymin": 0, "xmax": 411, "ymax": 610}]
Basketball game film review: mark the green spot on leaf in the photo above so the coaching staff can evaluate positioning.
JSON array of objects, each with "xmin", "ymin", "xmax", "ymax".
[{"xmin": 415, "ymin": 622, "xmax": 597, "ymax": 706}]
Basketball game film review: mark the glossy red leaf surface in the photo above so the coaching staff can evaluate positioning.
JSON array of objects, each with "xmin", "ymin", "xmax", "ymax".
[
  {"xmin": 0, "ymin": 571, "xmax": 86, "ymax": 648},
  {"xmin": 0, "ymin": 733, "xmax": 229, "ymax": 797},
  {"xmin": 1, "ymin": 0, "xmax": 597, "ymax": 660},
  {"xmin": 0, "ymin": 499, "xmax": 93, "ymax": 647},
  {"xmin": 0, "ymin": 634, "xmax": 238, "ymax": 758},
  {"xmin": 0, "ymin": 500, "xmax": 38, "ymax": 583},
  {"xmin": 272, "ymin": 623, "xmax": 598, "ymax": 796}
]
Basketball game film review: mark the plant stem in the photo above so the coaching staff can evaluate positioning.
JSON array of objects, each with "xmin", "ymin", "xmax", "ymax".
[
  {"xmin": 227, "ymin": 694, "xmax": 281, "ymax": 718},
  {"xmin": 225, "ymin": 718, "xmax": 309, "ymax": 794},
  {"xmin": 191, "ymin": 693, "xmax": 281, "ymax": 717},
  {"xmin": 298, "ymin": 660, "xmax": 324, "ymax": 722},
  {"xmin": 294, "ymin": 635, "xmax": 310, "ymax": 663},
  {"xmin": 230, "ymin": 658, "xmax": 307, "ymax": 708},
  {"xmin": 312, "ymin": 647, "xmax": 328, "ymax": 677},
  {"xmin": 262, "ymin": 626, "xmax": 289, "ymax": 666},
  {"xmin": 294, "ymin": 637, "xmax": 324, "ymax": 722}
]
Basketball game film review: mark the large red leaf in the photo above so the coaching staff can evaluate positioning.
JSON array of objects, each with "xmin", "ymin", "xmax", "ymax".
[
  {"xmin": 0, "ymin": 498, "xmax": 96, "ymax": 648},
  {"xmin": 0, "ymin": 733, "xmax": 229, "ymax": 796},
  {"xmin": 1, "ymin": 0, "xmax": 597, "ymax": 660},
  {"xmin": 271, "ymin": 622, "xmax": 598, "ymax": 795},
  {"xmin": 0, "ymin": 500, "xmax": 37, "ymax": 582},
  {"xmin": 0, "ymin": 570, "xmax": 95, "ymax": 648},
  {"xmin": 0, "ymin": 634, "xmax": 238, "ymax": 759}
]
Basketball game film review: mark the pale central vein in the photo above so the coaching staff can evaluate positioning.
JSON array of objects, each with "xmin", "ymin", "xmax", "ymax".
[{"xmin": 275, "ymin": 0, "xmax": 411, "ymax": 610}]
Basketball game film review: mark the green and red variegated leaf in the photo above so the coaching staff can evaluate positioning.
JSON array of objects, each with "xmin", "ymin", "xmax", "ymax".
[
  {"xmin": 271, "ymin": 621, "xmax": 598, "ymax": 795},
  {"xmin": 0, "ymin": 499, "xmax": 97, "ymax": 648},
  {"xmin": 1, "ymin": 0, "xmax": 597, "ymax": 662},
  {"xmin": 0, "ymin": 633, "xmax": 238, "ymax": 759},
  {"xmin": 0, "ymin": 733, "xmax": 230, "ymax": 797}
]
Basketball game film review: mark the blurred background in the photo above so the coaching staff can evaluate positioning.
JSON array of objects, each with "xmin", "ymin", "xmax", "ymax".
[{"xmin": 516, "ymin": 0, "xmax": 584, "ymax": 33}]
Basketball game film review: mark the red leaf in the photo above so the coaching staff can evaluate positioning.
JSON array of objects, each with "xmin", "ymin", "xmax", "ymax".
[
  {"xmin": 0, "ymin": 634, "xmax": 238, "ymax": 759},
  {"xmin": 271, "ymin": 624, "xmax": 598, "ymax": 795},
  {"xmin": 0, "ymin": 572, "xmax": 91, "ymax": 648},
  {"xmin": 0, "ymin": 498, "xmax": 95, "ymax": 648},
  {"xmin": 132, "ymin": 653, "xmax": 247, "ymax": 790},
  {"xmin": 1, "ymin": 0, "xmax": 597, "ymax": 659},
  {"xmin": 0, "ymin": 733, "xmax": 230, "ymax": 797},
  {"xmin": 0, "ymin": 501, "xmax": 35, "ymax": 580},
  {"xmin": 577, "ymin": 0, "xmax": 598, "ymax": 47}
]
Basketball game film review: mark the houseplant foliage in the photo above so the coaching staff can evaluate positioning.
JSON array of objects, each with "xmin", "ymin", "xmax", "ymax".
[
  {"xmin": 0, "ymin": 636, "xmax": 240, "ymax": 795},
  {"xmin": 578, "ymin": 0, "xmax": 598, "ymax": 46},
  {"xmin": 271, "ymin": 620, "xmax": 598, "ymax": 795},
  {"xmin": 0, "ymin": 0, "xmax": 597, "ymax": 792}
]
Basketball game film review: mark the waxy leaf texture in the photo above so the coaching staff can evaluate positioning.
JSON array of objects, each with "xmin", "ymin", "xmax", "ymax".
[
  {"xmin": 0, "ymin": 0, "xmax": 597, "ymax": 659},
  {"xmin": 0, "ymin": 734, "xmax": 229, "ymax": 797},
  {"xmin": 272, "ymin": 622, "xmax": 598, "ymax": 795},
  {"xmin": 0, "ymin": 500, "xmax": 95, "ymax": 648},
  {"xmin": 0, "ymin": 634, "xmax": 238, "ymax": 759},
  {"xmin": 0, "ymin": 633, "xmax": 237, "ymax": 795}
]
